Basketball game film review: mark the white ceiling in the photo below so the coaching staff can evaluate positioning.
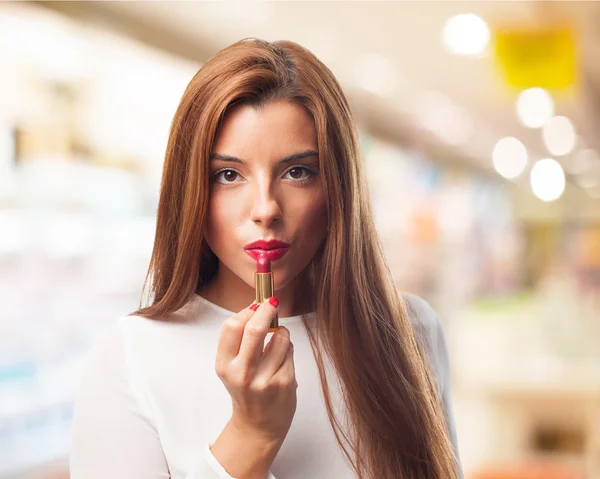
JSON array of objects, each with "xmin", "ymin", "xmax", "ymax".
[{"xmin": 46, "ymin": 1, "xmax": 600, "ymax": 184}]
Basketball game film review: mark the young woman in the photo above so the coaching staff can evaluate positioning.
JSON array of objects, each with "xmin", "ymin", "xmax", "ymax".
[{"xmin": 70, "ymin": 38, "xmax": 462, "ymax": 479}]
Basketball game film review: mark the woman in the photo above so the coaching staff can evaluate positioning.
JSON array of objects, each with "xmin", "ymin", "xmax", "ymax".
[{"xmin": 70, "ymin": 39, "xmax": 461, "ymax": 479}]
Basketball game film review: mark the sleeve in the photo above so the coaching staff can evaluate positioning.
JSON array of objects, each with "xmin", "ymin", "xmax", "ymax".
[
  {"xmin": 402, "ymin": 294, "xmax": 463, "ymax": 478},
  {"xmin": 70, "ymin": 322, "xmax": 261, "ymax": 479}
]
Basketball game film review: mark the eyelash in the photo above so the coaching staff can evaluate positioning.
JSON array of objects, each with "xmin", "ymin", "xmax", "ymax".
[{"xmin": 211, "ymin": 166, "xmax": 318, "ymax": 186}]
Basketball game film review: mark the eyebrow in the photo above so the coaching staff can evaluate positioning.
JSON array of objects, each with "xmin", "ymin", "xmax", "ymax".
[{"xmin": 209, "ymin": 149, "xmax": 319, "ymax": 165}]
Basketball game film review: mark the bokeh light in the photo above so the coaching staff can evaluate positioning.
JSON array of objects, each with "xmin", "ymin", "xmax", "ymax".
[
  {"xmin": 442, "ymin": 13, "xmax": 490, "ymax": 56},
  {"xmin": 516, "ymin": 88, "xmax": 554, "ymax": 129},
  {"xmin": 492, "ymin": 136, "xmax": 528, "ymax": 179},
  {"xmin": 530, "ymin": 158, "xmax": 566, "ymax": 202},
  {"xmin": 543, "ymin": 116, "xmax": 576, "ymax": 156}
]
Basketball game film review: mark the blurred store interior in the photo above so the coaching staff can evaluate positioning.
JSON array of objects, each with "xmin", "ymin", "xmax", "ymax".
[{"xmin": 1, "ymin": 1, "xmax": 599, "ymax": 478}]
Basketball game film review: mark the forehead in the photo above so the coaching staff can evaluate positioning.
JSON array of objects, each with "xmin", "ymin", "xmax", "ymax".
[{"xmin": 212, "ymin": 101, "xmax": 317, "ymax": 156}]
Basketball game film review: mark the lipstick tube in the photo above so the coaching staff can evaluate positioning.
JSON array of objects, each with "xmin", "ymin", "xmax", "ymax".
[{"xmin": 255, "ymin": 255, "xmax": 279, "ymax": 331}]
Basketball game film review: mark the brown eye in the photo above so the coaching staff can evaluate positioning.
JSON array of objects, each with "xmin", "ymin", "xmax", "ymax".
[
  {"xmin": 223, "ymin": 170, "xmax": 238, "ymax": 182},
  {"xmin": 289, "ymin": 167, "xmax": 304, "ymax": 179},
  {"xmin": 214, "ymin": 169, "xmax": 241, "ymax": 184},
  {"xmin": 283, "ymin": 166, "xmax": 317, "ymax": 184}
]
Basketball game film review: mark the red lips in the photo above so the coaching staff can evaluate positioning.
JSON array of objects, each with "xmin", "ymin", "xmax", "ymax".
[{"xmin": 244, "ymin": 240, "xmax": 290, "ymax": 262}]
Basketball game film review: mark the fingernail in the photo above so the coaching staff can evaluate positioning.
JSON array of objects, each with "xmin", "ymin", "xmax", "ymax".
[
  {"xmin": 249, "ymin": 303, "xmax": 260, "ymax": 312},
  {"xmin": 268, "ymin": 297, "xmax": 279, "ymax": 308}
]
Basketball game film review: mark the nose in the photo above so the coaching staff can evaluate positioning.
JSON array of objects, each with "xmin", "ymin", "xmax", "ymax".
[{"xmin": 249, "ymin": 177, "xmax": 282, "ymax": 228}]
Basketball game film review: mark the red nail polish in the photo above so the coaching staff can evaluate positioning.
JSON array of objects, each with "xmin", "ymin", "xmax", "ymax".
[
  {"xmin": 250, "ymin": 303, "xmax": 259, "ymax": 312},
  {"xmin": 268, "ymin": 297, "xmax": 279, "ymax": 308}
]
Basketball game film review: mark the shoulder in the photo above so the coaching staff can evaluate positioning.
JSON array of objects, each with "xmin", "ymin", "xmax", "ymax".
[
  {"xmin": 73, "ymin": 320, "xmax": 139, "ymax": 421},
  {"xmin": 118, "ymin": 295, "xmax": 223, "ymax": 351},
  {"xmin": 402, "ymin": 293, "xmax": 438, "ymax": 325},
  {"xmin": 79, "ymin": 296, "xmax": 220, "ymax": 387},
  {"xmin": 401, "ymin": 293, "xmax": 450, "ymax": 393},
  {"xmin": 76, "ymin": 319, "xmax": 139, "ymax": 394},
  {"xmin": 402, "ymin": 293, "xmax": 442, "ymax": 345}
]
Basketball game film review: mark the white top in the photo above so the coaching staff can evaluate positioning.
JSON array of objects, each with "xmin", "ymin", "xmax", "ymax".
[{"xmin": 70, "ymin": 293, "xmax": 461, "ymax": 479}]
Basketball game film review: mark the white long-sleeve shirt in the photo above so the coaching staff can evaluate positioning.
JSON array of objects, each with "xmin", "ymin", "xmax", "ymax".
[{"xmin": 70, "ymin": 293, "xmax": 461, "ymax": 478}]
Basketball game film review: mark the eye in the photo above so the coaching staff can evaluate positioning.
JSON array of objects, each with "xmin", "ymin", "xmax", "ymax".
[
  {"xmin": 214, "ymin": 169, "xmax": 241, "ymax": 184},
  {"xmin": 284, "ymin": 166, "xmax": 314, "ymax": 181}
]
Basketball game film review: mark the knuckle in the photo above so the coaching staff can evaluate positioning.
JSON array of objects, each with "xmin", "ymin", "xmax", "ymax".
[
  {"xmin": 214, "ymin": 361, "xmax": 227, "ymax": 378},
  {"xmin": 276, "ymin": 326, "xmax": 290, "ymax": 337},
  {"xmin": 276, "ymin": 376, "xmax": 296, "ymax": 390},
  {"xmin": 245, "ymin": 323, "xmax": 267, "ymax": 338},
  {"xmin": 273, "ymin": 331, "xmax": 291, "ymax": 347},
  {"xmin": 221, "ymin": 319, "xmax": 242, "ymax": 335},
  {"xmin": 250, "ymin": 378, "xmax": 269, "ymax": 393}
]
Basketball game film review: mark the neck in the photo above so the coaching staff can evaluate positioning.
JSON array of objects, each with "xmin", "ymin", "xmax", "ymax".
[{"xmin": 197, "ymin": 264, "xmax": 308, "ymax": 318}]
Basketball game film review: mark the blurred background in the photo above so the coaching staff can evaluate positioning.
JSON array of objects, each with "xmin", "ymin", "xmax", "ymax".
[{"xmin": 1, "ymin": 1, "xmax": 599, "ymax": 478}]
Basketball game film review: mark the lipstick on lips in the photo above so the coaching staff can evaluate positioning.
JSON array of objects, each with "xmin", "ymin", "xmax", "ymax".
[
  {"xmin": 244, "ymin": 239, "xmax": 290, "ymax": 262},
  {"xmin": 255, "ymin": 254, "xmax": 279, "ymax": 331}
]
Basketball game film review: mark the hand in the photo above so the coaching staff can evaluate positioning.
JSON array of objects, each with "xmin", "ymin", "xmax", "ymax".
[{"xmin": 215, "ymin": 297, "xmax": 297, "ymax": 443}]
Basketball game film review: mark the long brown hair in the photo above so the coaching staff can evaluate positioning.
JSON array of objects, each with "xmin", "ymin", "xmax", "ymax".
[{"xmin": 135, "ymin": 38, "xmax": 458, "ymax": 478}]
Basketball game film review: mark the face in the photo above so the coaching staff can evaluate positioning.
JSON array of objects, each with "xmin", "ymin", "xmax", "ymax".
[{"xmin": 205, "ymin": 101, "xmax": 327, "ymax": 292}]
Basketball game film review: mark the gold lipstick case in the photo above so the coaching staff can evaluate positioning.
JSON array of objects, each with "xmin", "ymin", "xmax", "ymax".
[{"xmin": 255, "ymin": 272, "xmax": 279, "ymax": 331}]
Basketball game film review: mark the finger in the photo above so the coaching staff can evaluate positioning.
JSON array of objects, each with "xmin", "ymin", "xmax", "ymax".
[
  {"xmin": 257, "ymin": 327, "xmax": 291, "ymax": 378},
  {"xmin": 216, "ymin": 305, "xmax": 255, "ymax": 364},
  {"xmin": 272, "ymin": 343, "xmax": 296, "ymax": 386},
  {"xmin": 237, "ymin": 298, "xmax": 278, "ymax": 365}
]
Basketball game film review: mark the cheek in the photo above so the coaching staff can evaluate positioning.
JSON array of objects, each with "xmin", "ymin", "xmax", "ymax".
[
  {"xmin": 294, "ymin": 191, "xmax": 328, "ymax": 246},
  {"xmin": 205, "ymin": 192, "xmax": 240, "ymax": 250}
]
